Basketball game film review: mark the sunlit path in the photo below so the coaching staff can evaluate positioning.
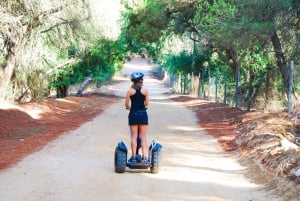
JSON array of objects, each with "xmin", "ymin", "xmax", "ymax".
[{"xmin": 0, "ymin": 57, "xmax": 282, "ymax": 201}]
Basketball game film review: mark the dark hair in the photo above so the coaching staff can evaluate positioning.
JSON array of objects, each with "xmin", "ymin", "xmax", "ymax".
[{"xmin": 131, "ymin": 80, "xmax": 143, "ymax": 90}]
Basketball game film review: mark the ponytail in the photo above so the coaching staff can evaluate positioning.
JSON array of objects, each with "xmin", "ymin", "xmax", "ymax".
[{"xmin": 131, "ymin": 82, "xmax": 143, "ymax": 90}]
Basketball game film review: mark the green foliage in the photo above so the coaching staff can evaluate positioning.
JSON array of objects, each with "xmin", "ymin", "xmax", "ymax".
[
  {"xmin": 126, "ymin": 0, "xmax": 168, "ymax": 43},
  {"xmin": 14, "ymin": 67, "xmax": 49, "ymax": 102},
  {"xmin": 26, "ymin": 69, "xmax": 49, "ymax": 102},
  {"xmin": 162, "ymin": 52, "xmax": 194, "ymax": 74},
  {"xmin": 192, "ymin": 0, "xmax": 239, "ymax": 48},
  {"xmin": 239, "ymin": 46, "xmax": 266, "ymax": 78},
  {"xmin": 49, "ymin": 36, "xmax": 128, "ymax": 95},
  {"xmin": 209, "ymin": 54, "xmax": 233, "ymax": 80}
]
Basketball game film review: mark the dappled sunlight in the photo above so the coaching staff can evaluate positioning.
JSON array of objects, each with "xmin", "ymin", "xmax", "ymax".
[
  {"xmin": 19, "ymin": 98, "xmax": 77, "ymax": 119},
  {"xmin": 150, "ymin": 96, "xmax": 172, "ymax": 101},
  {"xmin": 0, "ymin": 103, "xmax": 21, "ymax": 110},
  {"xmin": 162, "ymin": 151, "xmax": 245, "ymax": 172},
  {"xmin": 144, "ymin": 156, "xmax": 259, "ymax": 198},
  {"xmin": 56, "ymin": 98, "xmax": 76, "ymax": 104},
  {"xmin": 146, "ymin": 166, "xmax": 258, "ymax": 188},
  {"xmin": 132, "ymin": 191, "xmax": 240, "ymax": 201},
  {"xmin": 144, "ymin": 78, "xmax": 165, "ymax": 84},
  {"xmin": 123, "ymin": 57, "xmax": 155, "ymax": 72},
  {"xmin": 124, "ymin": 62, "xmax": 153, "ymax": 71},
  {"xmin": 24, "ymin": 108, "xmax": 44, "ymax": 119},
  {"xmin": 0, "ymin": 97, "xmax": 82, "ymax": 120},
  {"xmin": 145, "ymin": 145, "xmax": 257, "ymax": 189},
  {"xmin": 168, "ymin": 125, "xmax": 202, "ymax": 132},
  {"xmin": 0, "ymin": 102, "xmax": 44, "ymax": 119},
  {"xmin": 150, "ymin": 100, "xmax": 180, "ymax": 106},
  {"xmin": 145, "ymin": 118, "xmax": 260, "ymax": 194}
]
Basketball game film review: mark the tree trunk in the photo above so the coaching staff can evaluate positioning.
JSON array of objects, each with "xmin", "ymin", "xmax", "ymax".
[
  {"xmin": 264, "ymin": 66, "xmax": 278, "ymax": 109},
  {"xmin": 246, "ymin": 69, "xmax": 254, "ymax": 111},
  {"xmin": 270, "ymin": 31, "xmax": 289, "ymax": 95},
  {"xmin": 75, "ymin": 75, "xmax": 93, "ymax": 97},
  {"xmin": 225, "ymin": 48, "xmax": 241, "ymax": 108},
  {"xmin": 56, "ymin": 85, "xmax": 68, "ymax": 98},
  {"xmin": 264, "ymin": 67, "xmax": 271, "ymax": 108},
  {"xmin": 0, "ymin": 39, "xmax": 16, "ymax": 101}
]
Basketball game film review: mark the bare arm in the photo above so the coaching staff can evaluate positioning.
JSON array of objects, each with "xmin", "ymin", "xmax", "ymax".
[
  {"xmin": 143, "ymin": 89, "xmax": 149, "ymax": 108},
  {"xmin": 125, "ymin": 90, "xmax": 131, "ymax": 109}
]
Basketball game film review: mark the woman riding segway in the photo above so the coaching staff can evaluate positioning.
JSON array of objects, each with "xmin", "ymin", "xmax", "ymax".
[{"xmin": 125, "ymin": 72, "xmax": 149, "ymax": 164}]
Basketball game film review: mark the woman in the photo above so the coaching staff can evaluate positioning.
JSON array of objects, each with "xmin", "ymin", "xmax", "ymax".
[{"xmin": 125, "ymin": 72, "xmax": 149, "ymax": 164}]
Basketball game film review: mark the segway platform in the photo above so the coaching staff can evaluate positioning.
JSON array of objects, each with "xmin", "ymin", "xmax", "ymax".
[
  {"xmin": 127, "ymin": 158, "xmax": 150, "ymax": 169},
  {"xmin": 114, "ymin": 139, "xmax": 162, "ymax": 173}
]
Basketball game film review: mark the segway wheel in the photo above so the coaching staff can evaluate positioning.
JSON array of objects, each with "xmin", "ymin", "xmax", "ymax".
[
  {"xmin": 150, "ymin": 150, "xmax": 161, "ymax": 174},
  {"xmin": 114, "ymin": 147, "xmax": 127, "ymax": 173}
]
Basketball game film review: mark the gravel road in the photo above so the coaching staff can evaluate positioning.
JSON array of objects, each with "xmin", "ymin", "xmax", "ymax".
[{"xmin": 0, "ymin": 57, "xmax": 282, "ymax": 201}]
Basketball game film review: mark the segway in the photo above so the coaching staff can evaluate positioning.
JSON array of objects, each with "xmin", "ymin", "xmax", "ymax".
[{"xmin": 114, "ymin": 132, "xmax": 162, "ymax": 173}]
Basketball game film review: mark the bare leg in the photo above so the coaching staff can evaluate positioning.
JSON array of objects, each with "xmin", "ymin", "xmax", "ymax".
[
  {"xmin": 138, "ymin": 124, "xmax": 148, "ymax": 158},
  {"xmin": 130, "ymin": 125, "xmax": 138, "ymax": 158}
]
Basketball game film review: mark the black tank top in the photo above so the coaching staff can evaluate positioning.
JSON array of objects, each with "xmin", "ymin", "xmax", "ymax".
[{"xmin": 130, "ymin": 89, "xmax": 146, "ymax": 111}]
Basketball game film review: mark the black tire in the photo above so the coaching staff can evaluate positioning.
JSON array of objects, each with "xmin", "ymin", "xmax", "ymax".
[
  {"xmin": 150, "ymin": 150, "xmax": 161, "ymax": 174},
  {"xmin": 114, "ymin": 147, "xmax": 127, "ymax": 173}
]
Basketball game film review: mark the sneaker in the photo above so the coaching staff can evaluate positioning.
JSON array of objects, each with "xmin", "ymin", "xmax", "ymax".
[
  {"xmin": 135, "ymin": 154, "xmax": 142, "ymax": 162},
  {"xmin": 141, "ymin": 157, "xmax": 148, "ymax": 164},
  {"xmin": 128, "ymin": 156, "xmax": 137, "ymax": 164}
]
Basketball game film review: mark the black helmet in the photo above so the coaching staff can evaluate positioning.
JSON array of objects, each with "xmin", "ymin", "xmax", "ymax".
[{"xmin": 130, "ymin": 72, "xmax": 144, "ymax": 83}]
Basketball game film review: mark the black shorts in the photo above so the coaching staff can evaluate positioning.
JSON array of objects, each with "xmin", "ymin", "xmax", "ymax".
[{"xmin": 128, "ymin": 110, "xmax": 148, "ymax": 125}]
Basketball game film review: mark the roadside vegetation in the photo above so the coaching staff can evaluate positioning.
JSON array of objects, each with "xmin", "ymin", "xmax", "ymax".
[
  {"xmin": 124, "ymin": 0, "xmax": 300, "ymax": 112},
  {"xmin": 1, "ymin": 0, "xmax": 299, "ymax": 110},
  {"xmin": 0, "ymin": 0, "xmax": 126, "ymax": 102}
]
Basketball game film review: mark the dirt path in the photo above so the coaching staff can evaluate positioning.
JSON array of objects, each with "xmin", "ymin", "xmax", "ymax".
[{"xmin": 0, "ymin": 57, "xmax": 282, "ymax": 201}]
